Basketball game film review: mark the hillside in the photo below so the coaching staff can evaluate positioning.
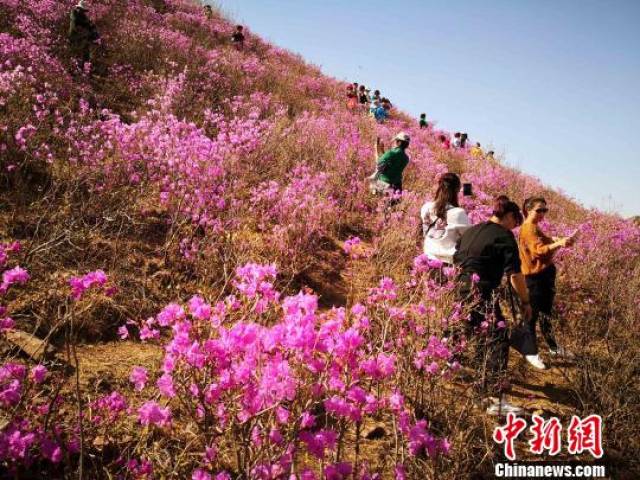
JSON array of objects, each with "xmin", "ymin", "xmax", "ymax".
[{"xmin": 1, "ymin": 0, "xmax": 639, "ymax": 478}]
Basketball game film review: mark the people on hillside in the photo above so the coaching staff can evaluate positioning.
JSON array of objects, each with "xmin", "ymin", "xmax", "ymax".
[
  {"xmin": 454, "ymin": 195, "xmax": 531, "ymax": 415},
  {"xmin": 420, "ymin": 173, "xmax": 471, "ymax": 265},
  {"xmin": 438, "ymin": 134, "xmax": 451, "ymax": 150},
  {"xmin": 471, "ymin": 142, "xmax": 483, "ymax": 157},
  {"xmin": 231, "ymin": 25, "xmax": 245, "ymax": 50},
  {"xmin": 368, "ymin": 132, "xmax": 410, "ymax": 195},
  {"xmin": 419, "ymin": 113, "xmax": 428, "ymax": 129},
  {"xmin": 517, "ymin": 197, "xmax": 575, "ymax": 369},
  {"xmin": 204, "ymin": 4, "xmax": 213, "ymax": 19},
  {"xmin": 68, "ymin": 1, "xmax": 100, "ymax": 69},
  {"xmin": 486, "ymin": 150, "xmax": 495, "ymax": 161}
]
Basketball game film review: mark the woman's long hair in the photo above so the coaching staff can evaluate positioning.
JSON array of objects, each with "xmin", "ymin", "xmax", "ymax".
[{"xmin": 433, "ymin": 173, "xmax": 461, "ymax": 221}]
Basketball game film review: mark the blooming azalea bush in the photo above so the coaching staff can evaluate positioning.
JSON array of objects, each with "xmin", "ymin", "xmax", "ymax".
[{"xmin": 86, "ymin": 261, "xmax": 456, "ymax": 478}]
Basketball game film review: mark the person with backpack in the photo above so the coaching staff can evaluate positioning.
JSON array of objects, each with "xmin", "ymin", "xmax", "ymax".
[
  {"xmin": 454, "ymin": 195, "xmax": 532, "ymax": 415},
  {"xmin": 517, "ymin": 197, "xmax": 575, "ymax": 369},
  {"xmin": 368, "ymin": 132, "xmax": 410, "ymax": 194},
  {"xmin": 420, "ymin": 173, "xmax": 471, "ymax": 265},
  {"xmin": 373, "ymin": 102, "xmax": 388, "ymax": 123}
]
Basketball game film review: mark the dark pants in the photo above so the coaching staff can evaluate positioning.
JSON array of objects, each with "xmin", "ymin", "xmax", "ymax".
[
  {"xmin": 459, "ymin": 280, "xmax": 510, "ymax": 396},
  {"xmin": 525, "ymin": 265, "xmax": 558, "ymax": 354}
]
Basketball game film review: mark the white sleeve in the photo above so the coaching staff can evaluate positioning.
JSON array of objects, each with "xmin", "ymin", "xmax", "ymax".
[
  {"xmin": 420, "ymin": 202, "xmax": 431, "ymax": 222},
  {"xmin": 448, "ymin": 208, "xmax": 471, "ymax": 232}
]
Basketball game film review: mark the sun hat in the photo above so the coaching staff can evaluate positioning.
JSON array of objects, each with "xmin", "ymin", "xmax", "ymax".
[{"xmin": 393, "ymin": 132, "xmax": 410, "ymax": 143}]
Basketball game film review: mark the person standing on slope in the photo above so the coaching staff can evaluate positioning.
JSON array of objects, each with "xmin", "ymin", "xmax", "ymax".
[
  {"xmin": 517, "ymin": 197, "xmax": 575, "ymax": 369},
  {"xmin": 471, "ymin": 142, "xmax": 483, "ymax": 157},
  {"xmin": 419, "ymin": 113, "xmax": 428, "ymax": 129},
  {"xmin": 68, "ymin": 1, "xmax": 100, "ymax": 69},
  {"xmin": 346, "ymin": 84, "xmax": 358, "ymax": 111},
  {"xmin": 421, "ymin": 173, "xmax": 471, "ymax": 265},
  {"xmin": 454, "ymin": 195, "xmax": 532, "ymax": 415},
  {"xmin": 368, "ymin": 132, "xmax": 410, "ymax": 195},
  {"xmin": 231, "ymin": 25, "xmax": 245, "ymax": 50},
  {"xmin": 452, "ymin": 132, "xmax": 462, "ymax": 148}
]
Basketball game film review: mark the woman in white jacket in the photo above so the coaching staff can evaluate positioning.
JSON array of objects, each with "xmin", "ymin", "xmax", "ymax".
[{"xmin": 420, "ymin": 173, "xmax": 471, "ymax": 265}]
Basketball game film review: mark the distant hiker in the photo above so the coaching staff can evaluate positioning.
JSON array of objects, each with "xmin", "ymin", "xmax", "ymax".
[
  {"xmin": 346, "ymin": 84, "xmax": 358, "ymax": 111},
  {"xmin": 471, "ymin": 142, "xmax": 483, "ymax": 157},
  {"xmin": 359, "ymin": 85, "xmax": 369, "ymax": 110},
  {"xmin": 438, "ymin": 134, "xmax": 451, "ymax": 150},
  {"xmin": 454, "ymin": 195, "xmax": 531, "ymax": 415},
  {"xmin": 204, "ymin": 4, "xmax": 213, "ymax": 19},
  {"xmin": 231, "ymin": 25, "xmax": 245, "ymax": 50},
  {"xmin": 460, "ymin": 132, "xmax": 468, "ymax": 148},
  {"xmin": 369, "ymin": 98, "xmax": 378, "ymax": 117},
  {"xmin": 68, "ymin": 1, "xmax": 100, "ymax": 69},
  {"xmin": 486, "ymin": 150, "xmax": 495, "ymax": 161},
  {"xmin": 420, "ymin": 173, "xmax": 471, "ymax": 265},
  {"xmin": 419, "ymin": 113, "xmax": 428, "ymax": 129},
  {"xmin": 372, "ymin": 90, "xmax": 381, "ymax": 103},
  {"xmin": 452, "ymin": 132, "xmax": 462, "ymax": 148},
  {"xmin": 363, "ymin": 88, "xmax": 372, "ymax": 111},
  {"xmin": 368, "ymin": 132, "xmax": 410, "ymax": 195},
  {"xmin": 373, "ymin": 102, "xmax": 388, "ymax": 123},
  {"xmin": 517, "ymin": 197, "xmax": 575, "ymax": 369}
]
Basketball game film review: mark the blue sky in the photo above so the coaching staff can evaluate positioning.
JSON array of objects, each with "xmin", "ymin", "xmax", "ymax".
[{"xmin": 213, "ymin": 0, "xmax": 640, "ymax": 217}]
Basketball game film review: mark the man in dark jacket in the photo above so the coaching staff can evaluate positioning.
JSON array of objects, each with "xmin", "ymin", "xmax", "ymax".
[{"xmin": 69, "ymin": 1, "xmax": 100, "ymax": 68}]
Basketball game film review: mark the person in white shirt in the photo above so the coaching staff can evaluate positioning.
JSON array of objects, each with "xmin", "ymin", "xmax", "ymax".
[{"xmin": 420, "ymin": 173, "xmax": 471, "ymax": 265}]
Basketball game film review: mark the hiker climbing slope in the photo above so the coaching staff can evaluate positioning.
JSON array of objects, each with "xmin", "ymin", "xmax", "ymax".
[
  {"xmin": 368, "ymin": 132, "xmax": 410, "ymax": 195},
  {"xmin": 68, "ymin": 1, "xmax": 100, "ymax": 69},
  {"xmin": 453, "ymin": 195, "xmax": 532, "ymax": 416}
]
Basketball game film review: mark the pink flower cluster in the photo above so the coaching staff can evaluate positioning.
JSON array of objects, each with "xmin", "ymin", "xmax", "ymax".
[{"xmin": 68, "ymin": 270, "xmax": 108, "ymax": 300}]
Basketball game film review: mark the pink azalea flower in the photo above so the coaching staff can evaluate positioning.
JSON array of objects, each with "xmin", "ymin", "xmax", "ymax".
[
  {"xmin": 129, "ymin": 367, "xmax": 148, "ymax": 391},
  {"xmin": 30, "ymin": 365, "xmax": 47, "ymax": 384},
  {"xmin": 138, "ymin": 401, "xmax": 171, "ymax": 428}
]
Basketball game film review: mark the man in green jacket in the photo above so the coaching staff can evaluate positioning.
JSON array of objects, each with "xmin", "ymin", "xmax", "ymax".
[{"xmin": 369, "ymin": 132, "xmax": 410, "ymax": 194}]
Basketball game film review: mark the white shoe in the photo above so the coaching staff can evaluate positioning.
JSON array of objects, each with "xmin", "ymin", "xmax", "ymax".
[
  {"xmin": 549, "ymin": 347, "xmax": 574, "ymax": 359},
  {"xmin": 486, "ymin": 398, "xmax": 523, "ymax": 416},
  {"xmin": 525, "ymin": 355, "xmax": 547, "ymax": 370}
]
